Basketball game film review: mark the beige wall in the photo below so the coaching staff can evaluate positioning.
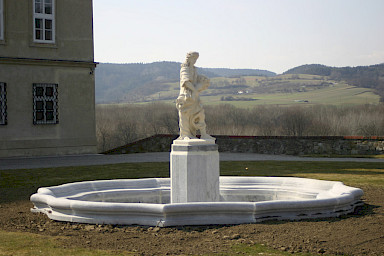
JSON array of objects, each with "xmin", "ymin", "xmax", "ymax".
[
  {"xmin": 0, "ymin": 63, "xmax": 97, "ymax": 157},
  {"xmin": 0, "ymin": 0, "xmax": 97, "ymax": 157},
  {"xmin": 0, "ymin": 0, "xmax": 94, "ymax": 61}
]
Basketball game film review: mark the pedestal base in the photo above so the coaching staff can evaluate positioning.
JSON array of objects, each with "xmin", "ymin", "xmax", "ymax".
[{"xmin": 170, "ymin": 139, "xmax": 220, "ymax": 203}]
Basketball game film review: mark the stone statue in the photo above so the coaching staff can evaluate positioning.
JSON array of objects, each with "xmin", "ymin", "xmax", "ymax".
[{"xmin": 176, "ymin": 52, "xmax": 214, "ymax": 140}]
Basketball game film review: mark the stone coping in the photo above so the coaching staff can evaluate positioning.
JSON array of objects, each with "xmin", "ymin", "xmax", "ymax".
[
  {"xmin": 172, "ymin": 138, "xmax": 216, "ymax": 145},
  {"xmin": 172, "ymin": 138, "xmax": 218, "ymax": 152}
]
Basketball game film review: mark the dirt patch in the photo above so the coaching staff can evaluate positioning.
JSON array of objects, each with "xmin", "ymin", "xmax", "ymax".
[{"xmin": 1, "ymin": 185, "xmax": 383, "ymax": 255}]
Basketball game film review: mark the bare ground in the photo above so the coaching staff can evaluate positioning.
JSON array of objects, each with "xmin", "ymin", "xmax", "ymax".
[{"xmin": 1, "ymin": 185, "xmax": 383, "ymax": 256}]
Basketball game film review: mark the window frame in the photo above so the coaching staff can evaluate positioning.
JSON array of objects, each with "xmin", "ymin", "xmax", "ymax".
[
  {"xmin": 0, "ymin": 82, "xmax": 6, "ymax": 125},
  {"xmin": 33, "ymin": 0, "xmax": 55, "ymax": 44},
  {"xmin": 0, "ymin": 0, "xmax": 4, "ymax": 40},
  {"xmin": 33, "ymin": 83, "xmax": 59, "ymax": 125}
]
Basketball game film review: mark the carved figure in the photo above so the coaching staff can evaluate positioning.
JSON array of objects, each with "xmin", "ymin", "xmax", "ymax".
[{"xmin": 176, "ymin": 52, "xmax": 214, "ymax": 140}]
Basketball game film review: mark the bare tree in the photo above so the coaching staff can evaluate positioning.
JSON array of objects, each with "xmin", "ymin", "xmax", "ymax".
[
  {"xmin": 159, "ymin": 111, "xmax": 179, "ymax": 134},
  {"xmin": 95, "ymin": 102, "xmax": 384, "ymax": 152},
  {"xmin": 116, "ymin": 120, "xmax": 138, "ymax": 145},
  {"xmin": 282, "ymin": 107, "xmax": 312, "ymax": 136}
]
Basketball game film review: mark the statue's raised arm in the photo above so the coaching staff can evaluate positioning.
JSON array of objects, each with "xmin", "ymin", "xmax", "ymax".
[{"xmin": 176, "ymin": 52, "xmax": 214, "ymax": 140}]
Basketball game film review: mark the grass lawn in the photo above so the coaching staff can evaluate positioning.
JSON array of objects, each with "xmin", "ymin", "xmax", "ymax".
[
  {"xmin": 1, "ymin": 161, "xmax": 383, "ymax": 203},
  {"xmin": 0, "ymin": 230, "xmax": 132, "ymax": 256},
  {"xmin": 1, "ymin": 160, "xmax": 383, "ymax": 255}
]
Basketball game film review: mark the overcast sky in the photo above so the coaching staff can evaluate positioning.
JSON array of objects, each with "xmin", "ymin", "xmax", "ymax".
[{"xmin": 93, "ymin": 0, "xmax": 384, "ymax": 74}]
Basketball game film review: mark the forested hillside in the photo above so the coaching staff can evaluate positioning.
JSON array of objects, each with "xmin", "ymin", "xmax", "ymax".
[
  {"xmin": 284, "ymin": 64, "xmax": 384, "ymax": 101},
  {"xmin": 95, "ymin": 62, "xmax": 275, "ymax": 103}
]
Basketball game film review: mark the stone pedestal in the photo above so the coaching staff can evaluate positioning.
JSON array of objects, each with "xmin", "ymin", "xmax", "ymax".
[{"xmin": 170, "ymin": 139, "xmax": 220, "ymax": 203}]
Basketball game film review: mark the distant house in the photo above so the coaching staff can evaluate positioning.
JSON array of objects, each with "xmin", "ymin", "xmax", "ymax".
[{"xmin": 0, "ymin": 0, "xmax": 97, "ymax": 157}]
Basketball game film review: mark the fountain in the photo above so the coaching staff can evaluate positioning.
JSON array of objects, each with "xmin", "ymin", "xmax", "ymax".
[
  {"xmin": 30, "ymin": 175, "xmax": 363, "ymax": 227},
  {"xmin": 30, "ymin": 52, "xmax": 363, "ymax": 226}
]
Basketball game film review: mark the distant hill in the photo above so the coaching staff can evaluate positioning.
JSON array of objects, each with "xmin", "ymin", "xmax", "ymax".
[
  {"xmin": 284, "ymin": 64, "xmax": 384, "ymax": 101},
  {"xmin": 95, "ymin": 62, "xmax": 180, "ymax": 103},
  {"xmin": 95, "ymin": 62, "xmax": 276, "ymax": 103},
  {"xmin": 203, "ymin": 68, "xmax": 275, "ymax": 78},
  {"xmin": 284, "ymin": 64, "xmax": 333, "ymax": 76},
  {"xmin": 95, "ymin": 62, "xmax": 384, "ymax": 104}
]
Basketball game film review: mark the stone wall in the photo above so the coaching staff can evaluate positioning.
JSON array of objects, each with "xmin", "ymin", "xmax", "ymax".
[
  {"xmin": 216, "ymin": 135, "xmax": 384, "ymax": 155},
  {"xmin": 104, "ymin": 134, "xmax": 384, "ymax": 156}
]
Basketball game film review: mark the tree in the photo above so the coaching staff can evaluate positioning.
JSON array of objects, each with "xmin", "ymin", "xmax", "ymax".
[{"xmin": 281, "ymin": 107, "xmax": 312, "ymax": 136}]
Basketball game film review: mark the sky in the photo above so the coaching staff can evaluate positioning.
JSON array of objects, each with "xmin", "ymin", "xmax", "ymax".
[{"xmin": 93, "ymin": 0, "xmax": 384, "ymax": 74}]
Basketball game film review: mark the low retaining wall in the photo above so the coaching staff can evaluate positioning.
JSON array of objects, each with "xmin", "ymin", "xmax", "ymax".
[{"xmin": 104, "ymin": 134, "xmax": 384, "ymax": 156}]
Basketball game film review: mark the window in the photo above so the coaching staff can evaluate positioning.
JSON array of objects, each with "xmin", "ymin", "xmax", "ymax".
[
  {"xmin": 33, "ymin": 83, "xmax": 58, "ymax": 124},
  {"xmin": 0, "ymin": 0, "xmax": 4, "ymax": 40},
  {"xmin": 0, "ymin": 82, "xmax": 6, "ymax": 125},
  {"xmin": 33, "ymin": 0, "xmax": 55, "ymax": 43}
]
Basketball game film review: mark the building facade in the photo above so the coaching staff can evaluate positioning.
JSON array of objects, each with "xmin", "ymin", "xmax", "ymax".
[{"xmin": 0, "ymin": 0, "xmax": 97, "ymax": 157}]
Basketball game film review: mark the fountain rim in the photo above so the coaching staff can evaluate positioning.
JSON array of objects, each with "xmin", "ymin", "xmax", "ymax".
[{"xmin": 30, "ymin": 176, "xmax": 364, "ymax": 227}]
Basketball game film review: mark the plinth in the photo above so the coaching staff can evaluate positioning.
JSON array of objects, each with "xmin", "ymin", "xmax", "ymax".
[{"xmin": 170, "ymin": 139, "xmax": 220, "ymax": 203}]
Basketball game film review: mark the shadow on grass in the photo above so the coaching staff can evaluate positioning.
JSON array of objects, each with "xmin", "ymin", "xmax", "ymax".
[
  {"xmin": 166, "ymin": 202, "xmax": 380, "ymax": 234},
  {"xmin": 348, "ymin": 202, "xmax": 379, "ymax": 217},
  {"xmin": 259, "ymin": 202, "xmax": 380, "ymax": 226}
]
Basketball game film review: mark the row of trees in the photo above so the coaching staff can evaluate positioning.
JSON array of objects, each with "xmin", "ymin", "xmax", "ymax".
[{"xmin": 96, "ymin": 103, "xmax": 384, "ymax": 152}]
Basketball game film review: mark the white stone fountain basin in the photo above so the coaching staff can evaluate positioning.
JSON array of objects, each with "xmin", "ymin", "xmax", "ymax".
[{"xmin": 30, "ymin": 176, "xmax": 363, "ymax": 227}]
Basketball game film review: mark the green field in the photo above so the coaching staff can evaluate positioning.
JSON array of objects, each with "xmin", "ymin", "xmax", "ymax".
[
  {"xmin": 154, "ymin": 83, "xmax": 379, "ymax": 108},
  {"xmin": 204, "ymin": 83, "xmax": 379, "ymax": 107},
  {"xmin": 144, "ymin": 74, "xmax": 380, "ymax": 108}
]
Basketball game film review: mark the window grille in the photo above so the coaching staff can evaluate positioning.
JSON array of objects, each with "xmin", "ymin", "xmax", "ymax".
[
  {"xmin": 0, "ymin": 82, "xmax": 6, "ymax": 125},
  {"xmin": 33, "ymin": 83, "xmax": 58, "ymax": 124}
]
